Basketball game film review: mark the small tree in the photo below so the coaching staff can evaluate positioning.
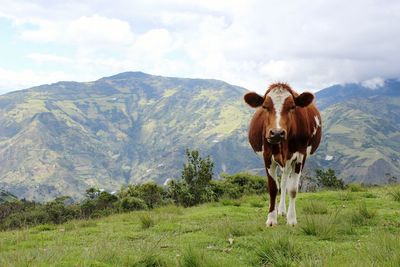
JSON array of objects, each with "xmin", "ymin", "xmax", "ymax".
[
  {"xmin": 180, "ymin": 149, "xmax": 214, "ymax": 206},
  {"xmin": 315, "ymin": 168, "xmax": 344, "ymax": 189}
]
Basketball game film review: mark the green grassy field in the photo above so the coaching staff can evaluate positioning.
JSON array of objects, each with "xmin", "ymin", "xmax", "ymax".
[{"xmin": 1, "ymin": 186, "xmax": 400, "ymax": 267}]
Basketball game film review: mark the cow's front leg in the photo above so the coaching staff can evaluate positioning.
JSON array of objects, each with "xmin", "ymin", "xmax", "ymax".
[
  {"xmin": 278, "ymin": 166, "xmax": 291, "ymax": 216},
  {"xmin": 287, "ymin": 162, "xmax": 301, "ymax": 226},
  {"xmin": 266, "ymin": 175, "xmax": 278, "ymax": 226}
]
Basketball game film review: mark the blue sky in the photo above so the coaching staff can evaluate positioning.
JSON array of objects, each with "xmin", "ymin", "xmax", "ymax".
[{"xmin": 0, "ymin": 0, "xmax": 400, "ymax": 94}]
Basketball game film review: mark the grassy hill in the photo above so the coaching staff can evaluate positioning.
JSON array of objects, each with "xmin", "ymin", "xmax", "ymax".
[{"xmin": 0, "ymin": 186, "xmax": 399, "ymax": 266}]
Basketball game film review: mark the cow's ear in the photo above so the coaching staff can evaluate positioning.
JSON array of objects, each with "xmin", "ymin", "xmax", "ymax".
[
  {"xmin": 295, "ymin": 92, "xmax": 314, "ymax": 107},
  {"xmin": 244, "ymin": 92, "xmax": 264, "ymax": 108}
]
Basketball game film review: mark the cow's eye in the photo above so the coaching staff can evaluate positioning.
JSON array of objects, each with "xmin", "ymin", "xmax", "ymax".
[
  {"xmin": 262, "ymin": 106, "xmax": 269, "ymax": 111},
  {"xmin": 290, "ymin": 105, "xmax": 296, "ymax": 111}
]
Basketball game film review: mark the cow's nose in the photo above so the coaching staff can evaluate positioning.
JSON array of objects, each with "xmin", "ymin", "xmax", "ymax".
[{"xmin": 269, "ymin": 128, "xmax": 286, "ymax": 139}]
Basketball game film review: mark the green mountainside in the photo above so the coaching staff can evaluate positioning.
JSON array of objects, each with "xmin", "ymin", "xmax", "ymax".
[
  {"xmin": 310, "ymin": 81, "xmax": 400, "ymax": 184},
  {"xmin": 0, "ymin": 189, "xmax": 17, "ymax": 203},
  {"xmin": 0, "ymin": 72, "xmax": 399, "ymax": 200},
  {"xmin": 0, "ymin": 72, "xmax": 259, "ymax": 201}
]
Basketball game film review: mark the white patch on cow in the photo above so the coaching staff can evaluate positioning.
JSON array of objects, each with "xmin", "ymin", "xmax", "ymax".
[
  {"xmin": 278, "ymin": 163, "xmax": 292, "ymax": 216},
  {"xmin": 266, "ymin": 209, "xmax": 278, "ymax": 226},
  {"xmin": 312, "ymin": 116, "xmax": 321, "ymax": 136},
  {"xmin": 306, "ymin": 146, "xmax": 312, "ymax": 156},
  {"xmin": 267, "ymin": 161, "xmax": 279, "ymax": 190},
  {"xmin": 286, "ymin": 171, "xmax": 300, "ymax": 226},
  {"xmin": 268, "ymin": 88, "xmax": 292, "ymax": 129}
]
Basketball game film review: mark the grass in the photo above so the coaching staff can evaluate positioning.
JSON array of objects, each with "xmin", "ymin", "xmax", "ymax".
[
  {"xmin": 0, "ymin": 186, "xmax": 399, "ymax": 266},
  {"xmin": 139, "ymin": 213, "xmax": 155, "ymax": 229},
  {"xmin": 389, "ymin": 187, "xmax": 400, "ymax": 202}
]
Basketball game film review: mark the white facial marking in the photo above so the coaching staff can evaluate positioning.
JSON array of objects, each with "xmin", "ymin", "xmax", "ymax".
[{"xmin": 268, "ymin": 88, "xmax": 292, "ymax": 129}]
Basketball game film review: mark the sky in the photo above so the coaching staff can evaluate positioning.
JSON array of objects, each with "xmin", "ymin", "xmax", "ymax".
[{"xmin": 0, "ymin": 0, "xmax": 400, "ymax": 95}]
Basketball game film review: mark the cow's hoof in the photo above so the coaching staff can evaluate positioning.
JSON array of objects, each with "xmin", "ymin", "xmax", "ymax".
[
  {"xmin": 287, "ymin": 216, "xmax": 297, "ymax": 226},
  {"xmin": 277, "ymin": 209, "xmax": 286, "ymax": 216},
  {"xmin": 266, "ymin": 219, "xmax": 278, "ymax": 227},
  {"xmin": 266, "ymin": 211, "xmax": 278, "ymax": 227}
]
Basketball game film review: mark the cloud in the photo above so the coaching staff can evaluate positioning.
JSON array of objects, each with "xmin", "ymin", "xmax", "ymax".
[
  {"xmin": 1, "ymin": 0, "xmax": 400, "ymax": 94},
  {"xmin": 19, "ymin": 14, "xmax": 134, "ymax": 46},
  {"xmin": 361, "ymin": 77, "xmax": 385, "ymax": 90},
  {"xmin": 0, "ymin": 68, "xmax": 70, "ymax": 94},
  {"xmin": 26, "ymin": 53, "xmax": 72, "ymax": 64}
]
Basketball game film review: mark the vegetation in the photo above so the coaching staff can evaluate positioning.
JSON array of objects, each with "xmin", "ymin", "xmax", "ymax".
[{"xmin": 0, "ymin": 185, "xmax": 399, "ymax": 266}]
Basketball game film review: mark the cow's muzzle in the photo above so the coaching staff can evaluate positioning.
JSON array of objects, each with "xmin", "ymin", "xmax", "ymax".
[{"xmin": 267, "ymin": 128, "xmax": 286, "ymax": 144}]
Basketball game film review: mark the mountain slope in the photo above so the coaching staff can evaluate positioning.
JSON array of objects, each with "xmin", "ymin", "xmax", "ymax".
[
  {"xmin": 0, "ymin": 189, "xmax": 17, "ymax": 203},
  {"xmin": 310, "ymin": 80, "xmax": 400, "ymax": 183},
  {"xmin": 0, "ymin": 72, "xmax": 260, "ymax": 201}
]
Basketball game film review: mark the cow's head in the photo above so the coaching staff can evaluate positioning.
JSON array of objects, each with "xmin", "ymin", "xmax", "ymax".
[{"xmin": 244, "ymin": 84, "xmax": 314, "ymax": 144}]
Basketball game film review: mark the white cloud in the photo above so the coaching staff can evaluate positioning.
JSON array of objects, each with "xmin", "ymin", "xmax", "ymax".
[
  {"xmin": 20, "ymin": 14, "xmax": 134, "ymax": 46},
  {"xmin": 0, "ymin": 68, "xmax": 71, "ymax": 94},
  {"xmin": 1, "ymin": 0, "xmax": 400, "ymax": 94},
  {"xmin": 26, "ymin": 53, "xmax": 72, "ymax": 64},
  {"xmin": 361, "ymin": 77, "xmax": 385, "ymax": 90}
]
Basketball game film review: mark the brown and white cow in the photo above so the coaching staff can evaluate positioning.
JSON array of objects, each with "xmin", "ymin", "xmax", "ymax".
[{"xmin": 244, "ymin": 83, "xmax": 321, "ymax": 226}]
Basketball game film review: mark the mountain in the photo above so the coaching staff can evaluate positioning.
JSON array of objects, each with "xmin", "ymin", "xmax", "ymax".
[
  {"xmin": 0, "ymin": 72, "xmax": 260, "ymax": 201},
  {"xmin": 0, "ymin": 189, "xmax": 17, "ymax": 203},
  {"xmin": 310, "ymin": 79, "xmax": 400, "ymax": 184}
]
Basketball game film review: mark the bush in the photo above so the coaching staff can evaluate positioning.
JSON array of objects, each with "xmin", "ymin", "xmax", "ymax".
[
  {"xmin": 119, "ymin": 197, "xmax": 148, "ymax": 211},
  {"xmin": 347, "ymin": 183, "xmax": 366, "ymax": 192},
  {"xmin": 315, "ymin": 169, "xmax": 344, "ymax": 190}
]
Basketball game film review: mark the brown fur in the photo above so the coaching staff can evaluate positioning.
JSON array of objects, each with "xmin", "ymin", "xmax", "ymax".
[{"xmin": 245, "ymin": 83, "xmax": 321, "ymax": 168}]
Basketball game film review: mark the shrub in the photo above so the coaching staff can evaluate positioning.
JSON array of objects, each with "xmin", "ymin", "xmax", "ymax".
[
  {"xmin": 315, "ymin": 168, "xmax": 344, "ymax": 190},
  {"xmin": 346, "ymin": 183, "xmax": 366, "ymax": 192},
  {"xmin": 220, "ymin": 172, "xmax": 267, "ymax": 196},
  {"xmin": 119, "ymin": 197, "xmax": 148, "ymax": 211}
]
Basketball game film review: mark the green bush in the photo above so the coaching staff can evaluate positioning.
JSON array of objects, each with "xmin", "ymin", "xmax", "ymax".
[
  {"xmin": 347, "ymin": 183, "xmax": 366, "ymax": 192},
  {"xmin": 119, "ymin": 197, "xmax": 148, "ymax": 211},
  {"xmin": 315, "ymin": 169, "xmax": 344, "ymax": 190}
]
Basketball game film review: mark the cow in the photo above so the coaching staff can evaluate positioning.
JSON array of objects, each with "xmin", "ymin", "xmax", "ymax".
[{"xmin": 244, "ymin": 83, "xmax": 321, "ymax": 226}]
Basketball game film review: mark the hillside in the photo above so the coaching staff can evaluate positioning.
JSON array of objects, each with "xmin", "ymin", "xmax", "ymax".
[
  {"xmin": 0, "ymin": 72, "xmax": 259, "ymax": 201},
  {"xmin": 0, "ymin": 186, "xmax": 399, "ymax": 266},
  {"xmin": 311, "ymin": 80, "xmax": 400, "ymax": 183},
  {"xmin": 0, "ymin": 189, "xmax": 17, "ymax": 203}
]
